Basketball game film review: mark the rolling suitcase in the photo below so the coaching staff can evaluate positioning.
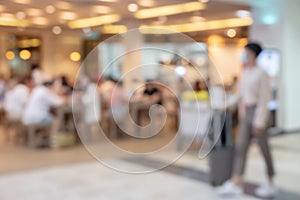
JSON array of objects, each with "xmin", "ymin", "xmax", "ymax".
[{"xmin": 209, "ymin": 110, "xmax": 235, "ymax": 186}]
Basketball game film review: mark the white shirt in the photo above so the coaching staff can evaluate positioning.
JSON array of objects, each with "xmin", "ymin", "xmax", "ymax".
[
  {"xmin": 22, "ymin": 85, "xmax": 63, "ymax": 125},
  {"xmin": 4, "ymin": 84, "xmax": 29, "ymax": 119},
  {"xmin": 239, "ymin": 66, "xmax": 271, "ymax": 128},
  {"xmin": 32, "ymin": 69, "xmax": 48, "ymax": 85},
  {"xmin": 82, "ymin": 83, "xmax": 100, "ymax": 124}
]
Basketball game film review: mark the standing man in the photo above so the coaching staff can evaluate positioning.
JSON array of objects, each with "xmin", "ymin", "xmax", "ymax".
[{"xmin": 217, "ymin": 43, "xmax": 276, "ymax": 198}]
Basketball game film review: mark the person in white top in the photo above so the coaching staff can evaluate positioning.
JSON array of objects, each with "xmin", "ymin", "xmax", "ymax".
[
  {"xmin": 217, "ymin": 43, "xmax": 276, "ymax": 198},
  {"xmin": 22, "ymin": 80, "xmax": 65, "ymax": 125},
  {"xmin": 31, "ymin": 64, "xmax": 49, "ymax": 86},
  {"xmin": 4, "ymin": 77, "xmax": 30, "ymax": 120},
  {"xmin": 109, "ymin": 80, "xmax": 128, "ymax": 138},
  {"xmin": 81, "ymin": 77, "xmax": 101, "ymax": 142}
]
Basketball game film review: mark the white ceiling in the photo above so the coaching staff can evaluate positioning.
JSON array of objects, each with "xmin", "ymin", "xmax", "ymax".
[{"xmin": 0, "ymin": 0, "xmax": 250, "ymax": 31}]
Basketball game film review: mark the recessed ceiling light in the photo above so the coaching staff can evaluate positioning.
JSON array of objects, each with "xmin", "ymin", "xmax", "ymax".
[
  {"xmin": 140, "ymin": 17, "xmax": 253, "ymax": 34},
  {"xmin": 175, "ymin": 66, "xmax": 186, "ymax": 76},
  {"xmin": 138, "ymin": 0, "xmax": 155, "ymax": 7},
  {"xmin": 128, "ymin": 3, "xmax": 139, "ymax": 12},
  {"xmin": 55, "ymin": 1, "xmax": 73, "ymax": 10},
  {"xmin": 1, "ymin": 13, "xmax": 15, "ymax": 18},
  {"xmin": 52, "ymin": 26, "xmax": 62, "ymax": 34},
  {"xmin": 97, "ymin": 0, "xmax": 118, "ymax": 2},
  {"xmin": 134, "ymin": 2, "xmax": 206, "ymax": 19},
  {"xmin": 70, "ymin": 51, "xmax": 81, "ymax": 62},
  {"xmin": 60, "ymin": 11, "xmax": 77, "ymax": 20},
  {"xmin": 13, "ymin": 0, "xmax": 31, "ymax": 4},
  {"xmin": 236, "ymin": 10, "xmax": 251, "ymax": 18},
  {"xmin": 82, "ymin": 27, "xmax": 91, "ymax": 34},
  {"xmin": 92, "ymin": 5, "xmax": 112, "ymax": 14},
  {"xmin": 16, "ymin": 11, "xmax": 26, "ymax": 19},
  {"xmin": 0, "ymin": 15, "xmax": 29, "ymax": 27},
  {"xmin": 5, "ymin": 51, "xmax": 15, "ymax": 60},
  {"xmin": 190, "ymin": 16, "xmax": 205, "ymax": 23},
  {"xmin": 31, "ymin": 17, "xmax": 48, "ymax": 25},
  {"xmin": 226, "ymin": 29, "xmax": 237, "ymax": 38},
  {"xmin": 26, "ymin": 8, "xmax": 43, "ymax": 17},
  {"xmin": 68, "ymin": 14, "xmax": 120, "ymax": 29},
  {"xmin": 45, "ymin": 5, "xmax": 56, "ymax": 14},
  {"xmin": 199, "ymin": 0, "xmax": 210, "ymax": 3},
  {"xmin": 101, "ymin": 24, "xmax": 127, "ymax": 34}
]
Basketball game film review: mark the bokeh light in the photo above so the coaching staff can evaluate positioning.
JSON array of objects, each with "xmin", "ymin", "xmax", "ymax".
[
  {"xmin": 19, "ymin": 49, "xmax": 31, "ymax": 60},
  {"xmin": 70, "ymin": 51, "xmax": 81, "ymax": 62}
]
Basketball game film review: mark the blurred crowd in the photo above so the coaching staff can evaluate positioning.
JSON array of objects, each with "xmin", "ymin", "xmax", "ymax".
[{"xmin": 0, "ymin": 62, "xmax": 239, "ymax": 144}]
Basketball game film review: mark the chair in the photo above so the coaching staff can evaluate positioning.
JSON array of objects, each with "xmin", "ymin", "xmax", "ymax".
[
  {"xmin": 2, "ymin": 112, "xmax": 26, "ymax": 144},
  {"xmin": 26, "ymin": 123, "xmax": 52, "ymax": 148}
]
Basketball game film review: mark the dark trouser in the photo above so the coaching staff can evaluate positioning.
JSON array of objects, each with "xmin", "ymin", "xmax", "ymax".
[{"xmin": 233, "ymin": 105, "xmax": 275, "ymax": 177}]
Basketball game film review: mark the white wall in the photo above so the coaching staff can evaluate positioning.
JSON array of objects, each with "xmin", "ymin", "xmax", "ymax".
[
  {"xmin": 281, "ymin": 0, "xmax": 300, "ymax": 130},
  {"xmin": 250, "ymin": 0, "xmax": 300, "ymax": 131}
]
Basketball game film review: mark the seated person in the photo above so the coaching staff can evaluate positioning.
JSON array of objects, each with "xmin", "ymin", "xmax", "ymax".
[
  {"xmin": 4, "ymin": 76, "xmax": 30, "ymax": 120},
  {"xmin": 110, "ymin": 80, "xmax": 127, "ymax": 121},
  {"xmin": 138, "ymin": 80, "xmax": 162, "ymax": 127},
  {"xmin": 141, "ymin": 80, "xmax": 162, "ymax": 105},
  {"xmin": 182, "ymin": 80, "xmax": 209, "ymax": 101},
  {"xmin": 52, "ymin": 75, "xmax": 73, "ymax": 96},
  {"xmin": 22, "ymin": 79, "xmax": 66, "ymax": 125}
]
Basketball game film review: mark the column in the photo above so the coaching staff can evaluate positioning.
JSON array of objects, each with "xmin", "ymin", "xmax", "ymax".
[
  {"xmin": 122, "ymin": 22, "xmax": 143, "ymax": 91},
  {"xmin": 0, "ymin": 32, "xmax": 10, "ymax": 77}
]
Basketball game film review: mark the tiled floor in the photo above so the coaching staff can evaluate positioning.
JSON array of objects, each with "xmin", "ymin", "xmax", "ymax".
[{"xmin": 0, "ymin": 125, "xmax": 300, "ymax": 200}]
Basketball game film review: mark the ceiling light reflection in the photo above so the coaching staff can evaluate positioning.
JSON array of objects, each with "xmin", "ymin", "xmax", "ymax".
[
  {"xmin": 60, "ymin": 12, "xmax": 77, "ymax": 20},
  {"xmin": 1, "ymin": 13, "xmax": 15, "ymax": 18},
  {"xmin": 140, "ymin": 17, "xmax": 253, "ymax": 34},
  {"xmin": 13, "ymin": 0, "xmax": 31, "ymax": 4},
  {"xmin": 31, "ymin": 17, "xmax": 48, "ymax": 26},
  {"xmin": 92, "ymin": 5, "xmax": 112, "ymax": 14},
  {"xmin": 55, "ymin": 1, "xmax": 73, "ymax": 10},
  {"xmin": 0, "ymin": 16, "xmax": 29, "ymax": 27},
  {"xmin": 199, "ymin": 0, "xmax": 210, "ymax": 3},
  {"xmin": 190, "ymin": 16, "xmax": 205, "ymax": 23},
  {"xmin": 26, "ymin": 8, "xmax": 43, "ymax": 17},
  {"xmin": 101, "ymin": 25, "xmax": 127, "ymax": 34},
  {"xmin": 52, "ymin": 26, "xmax": 62, "ymax": 34},
  {"xmin": 134, "ymin": 2, "xmax": 206, "ymax": 19},
  {"xmin": 128, "ymin": 3, "xmax": 139, "ymax": 12},
  {"xmin": 16, "ymin": 11, "xmax": 26, "ymax": 19},
  {"xmin": 138, "ymin": 0, "xmax": 156, "ymax": 7},
  {"xmin": 68, "ymin": 14, "xmax": 120, "ymax": 29},
  {"xmin": 45, "ymin": 5, "xmax": 56, "ymax": 14}
]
